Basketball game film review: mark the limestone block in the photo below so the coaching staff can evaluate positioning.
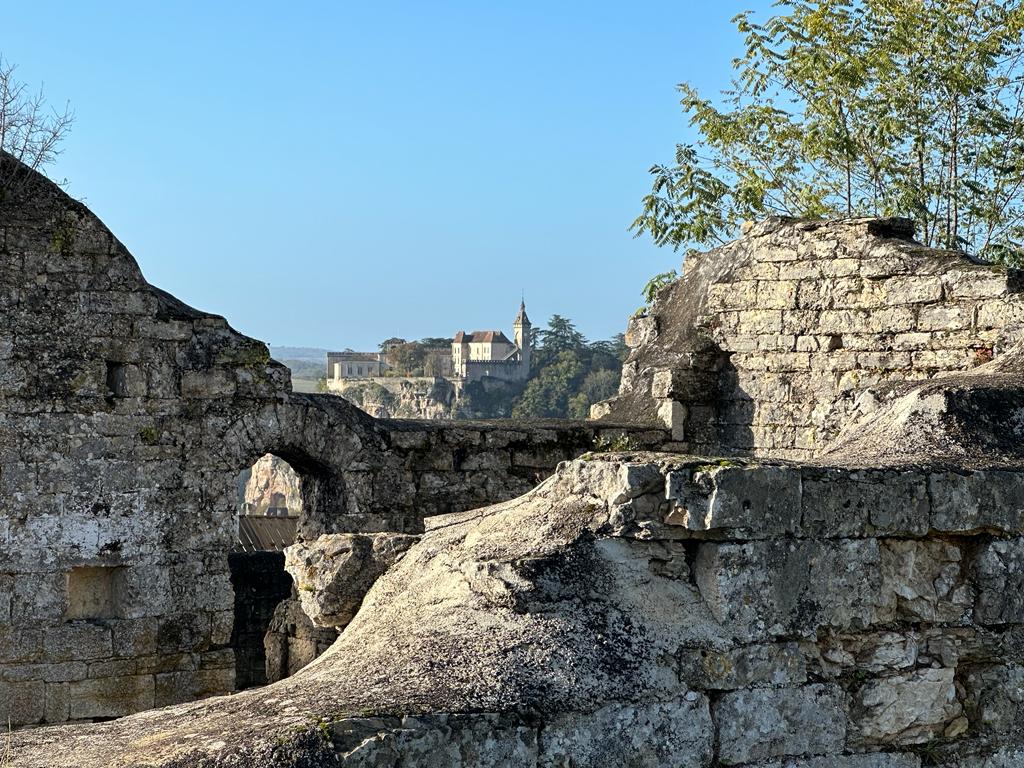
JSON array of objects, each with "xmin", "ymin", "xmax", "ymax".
[
  {"xmin": 651, "ymin": 368, "xmax": 714, "ymax": 400},
  {"xmin": 973, "ymin": 538, "xmax": 1024, "ymax": 625},
  {"xmin": 694, "ymin": 540, "xmax": 880, "ymax": 641},
  {"xmin": 677, "ymin": 642, "xmax": 807, "ymax": 690},
  {"xmin": 0, "ymin": 626, "xmax": 43, "ymax": 663},
  {"xmin": 757, "ymin": 755, "xmax": 921, "ymax": 768},
  {"xmin": 854, "ymin": 668, "xmax": 962, "ymax": 745},
  {"xmin": 929, "ymin": 471, "xmax": 1024, "ymax": 534},
  {"xmin": 68, "ymin": 673, "xmax": 155, "ymax": 719},
  {"xmin": 285, "ymin": 532, "xmax": 419, "ymax": 628},
  {"xmin": 877, "ymin": 540, "xmax": 972, "ymax": 623},
  {"xmin": 538, "ymin": 698, "xmax": 713, "ymax": 768},
  {"xmin": 857, "ymin": 351, "xmax": 912, "ymax": 370},
  {"xmin": 918, "ymin": 303, "xmax": 975, "ymax": 332},
  {"xmin": 180, "ymin": 369, "xmax": 235, "ymax": 398},
  {"xmin": 736, "ymin": 309, "xmax": 784, "ymax": 334},
  {"xmin": 0, "ymin": 680, "xmax": 45, "ymax": 725},
  {"xmin": 871, "ymin": 305, "xmax": 918, "ymax": 332},
  {"xmin": 334, "ymin": 714, "xmax": 539, "ymax": 768},
  {"xmin": 43, "ymin": 622, "xmax": 113, "ymax": 661},
  {"xmin": 665, "ymin": 465, "xmax": 801, "ymax": 537},
  {"xmin": 814, "ymin": 631, "xmax": 918, "ymax": 678},
  {"xmin": 709, "ymin": 280, "xmax": 759, "ymax": 311},
  {"xmin": 961, "ymin": 663, "xmax": 1024, "ymax": 737},
  {"xmin": 657, "ymin": 399, "xmax": 687, "ymax": 441},
  {"xmin": 943, "ymin": 271, "xmax": 1008, "ymax": 300},
  {"xmin": 977, "ymin": 298, "xmax": 1024, "ymax": 328},
  {"xmin": 44, "ymin": 681, "xmax": 69, "ymax": 723},
  {"xmin": 757, "ymin": 280, "xmax": 799, "ymax": 309},
  {"xmin": 883, "ymin": 275, "xmax": 943, "ymax": 304},
  {"xmin": 624, "ymin": 314, "xmax": 657, "ymax": 347},
  {"xmin": 912, "ymin": 349, "xmax": 975, "ymax": 369},
  {"xmin": 714, "ymin": 684, "xmax": 846, "ymax": 764}
]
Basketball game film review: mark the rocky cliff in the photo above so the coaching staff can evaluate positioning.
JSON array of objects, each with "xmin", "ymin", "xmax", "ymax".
[{"xmin": 328, "ymin": 376, "xmax": 458, "ymax": 419}]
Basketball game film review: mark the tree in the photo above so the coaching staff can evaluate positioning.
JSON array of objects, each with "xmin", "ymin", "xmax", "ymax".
[
  {"xmin": 537, "ymin": 315, "xmax": 586, "ymax": 357},
  {"xmin": 0, "ymin": 56, "xmax": 74, "ymax": 195},
  {"xmin": 512, "ymin": 351, "xmax": 584, "ymax": 418},
  {"xmin": 631, "ymin": 1, "xmax": 1024, "ymax": 264},
  {"xmin": 567, "ymin": 368, "xmax": 620, "ymax": 418}
]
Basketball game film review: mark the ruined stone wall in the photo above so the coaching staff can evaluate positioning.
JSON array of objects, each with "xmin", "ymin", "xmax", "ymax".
[
  {"xmin": 599, "ymin": 217, "xmax": 1024, "ymax": 459},
  {"xmin": 12, "ymin": 453, "xmax": 1024, "ymax": 767},
  {"xmin": 0, "ymin": 156, "xmax": 667, "ymax": 727}
]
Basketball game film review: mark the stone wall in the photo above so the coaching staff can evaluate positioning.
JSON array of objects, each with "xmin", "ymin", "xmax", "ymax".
[
  {"xmin": 11, "ymin": 452, "xmax": 1024, "ymax": 767},
  {"xmin": 0, "ymin": 154, "xmax": 667, "ymax": 727},
  {"xmin": 598, "ymin": 217, "xmax": 1024, "ymax": 459}
]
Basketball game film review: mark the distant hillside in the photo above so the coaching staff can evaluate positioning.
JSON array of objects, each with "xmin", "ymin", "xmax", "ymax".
[{"xmin": 270, "ymin": 346, "xmax": 331, "ymax": 362}]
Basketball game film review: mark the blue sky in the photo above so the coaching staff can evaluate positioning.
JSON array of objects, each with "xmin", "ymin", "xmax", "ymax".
[{"xmin": 5, "ymin": 1, "xmax": 773, "ymax": 350}]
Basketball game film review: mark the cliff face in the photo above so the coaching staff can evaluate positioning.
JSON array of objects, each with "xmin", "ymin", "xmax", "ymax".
[
  {"xmin": 240, "ymin": 454, "xmax": 303, "ymax": 515},
  {"xmin": 328, "ymin": 377, "xmax": 458, "ymax": 419}
]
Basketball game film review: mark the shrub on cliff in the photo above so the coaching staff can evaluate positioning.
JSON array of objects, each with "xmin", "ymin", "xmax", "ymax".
[
  {"xmin": 632, "ymin": 0, "xmax": 1024, "ymax": 265},
  {"xmin": 0, "ymin": 55, "xmax": 73, "ymax": 197}
]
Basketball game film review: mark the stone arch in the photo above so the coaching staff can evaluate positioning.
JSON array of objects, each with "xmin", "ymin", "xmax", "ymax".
[{"xmin": 214, "ymin": 393, "xmax": 389, "ymax": 541}]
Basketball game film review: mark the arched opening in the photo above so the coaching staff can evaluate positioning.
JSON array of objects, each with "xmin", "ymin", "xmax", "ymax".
[{"xmin": 228, "ymin": 453, "xmax": 337, "ymax": 689}]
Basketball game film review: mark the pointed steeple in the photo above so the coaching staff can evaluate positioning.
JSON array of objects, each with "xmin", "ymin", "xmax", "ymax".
[{"xmin": 514, "ymin": 299, "xmax": 530, "ymax": 327}]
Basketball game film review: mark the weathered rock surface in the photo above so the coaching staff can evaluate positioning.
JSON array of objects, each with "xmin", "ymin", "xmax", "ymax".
[
  {"xmin": 597, "ymin": 216, "xmax": 1024, "ymax": 461},
  {"xmin": 9, "ymin": 453, "xmax": 1024, "ymax": 767},
  {"xmin": 285, "ymin": 532, "xmax": 419, "ymax": 628}
]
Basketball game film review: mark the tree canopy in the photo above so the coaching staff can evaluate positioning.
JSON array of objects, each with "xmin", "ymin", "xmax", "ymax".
[
  {"xmin": 511, "ymin": 316, "xmax": 622, "ymax": 419},
  {"xmin": 631, "ymin": 0, "xmax": 1024, "ymax": 264}
]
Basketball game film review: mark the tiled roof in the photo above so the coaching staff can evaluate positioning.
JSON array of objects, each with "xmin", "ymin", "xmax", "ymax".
[{"xmin": 453, "ymin": 331, "xmax": 513, "ymax": 345}]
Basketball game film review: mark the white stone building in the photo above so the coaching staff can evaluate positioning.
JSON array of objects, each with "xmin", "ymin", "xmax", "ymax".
[
  {"xmin": 326, "ymin": 351, "xmax": 385, "ymax": 379},
  {"xmin": 452, "ymin": 302, "xmax": 532, "ymax": 383}
]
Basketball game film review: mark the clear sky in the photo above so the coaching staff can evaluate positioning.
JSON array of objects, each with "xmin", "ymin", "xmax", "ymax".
[{"xmin": 5, "ymin": 1, "xmax": 774, "ymax": 350}]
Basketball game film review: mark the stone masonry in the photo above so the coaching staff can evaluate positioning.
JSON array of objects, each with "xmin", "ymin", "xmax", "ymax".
[
  {"xmin": 597, "ymin": 217, "xmax": 1024, "ymax": 459},
  {"xmin": 6, "ymin": 149, "xmax": 1024, "ymax": 768},
  {"xmin": 10, "ymin": 453, "xmax": 1024, "ymax": 766},
  {"xmin": 0, "ymin": 153, "xmax": 665, "ymax": 727}
]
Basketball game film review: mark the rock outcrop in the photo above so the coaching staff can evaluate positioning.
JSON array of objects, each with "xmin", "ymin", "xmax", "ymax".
[
  {"xmin": 285, "ymin": 532, "xmax": 419, "ymax": 629},
  {"xmin": 9, "ymin": 453, "xmax": 1024, "ymax": 766},
  {"xmin": 8, "ymin": 147, "xmax": 1024, "ymax": 767}
]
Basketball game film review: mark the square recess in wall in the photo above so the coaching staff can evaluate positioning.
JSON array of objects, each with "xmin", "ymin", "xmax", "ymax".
[{"xmin": 65, "ymin": 565, "xmax": 126, "ymax": 620}]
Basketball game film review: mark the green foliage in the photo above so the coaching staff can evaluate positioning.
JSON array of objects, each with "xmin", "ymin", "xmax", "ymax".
[
  {"xmin": 384, "ymin": 338, "xmax": 450, "ymax": 377},
  {"xmin": 632, "ymin": 0, "xmax": 1024, "ymax": 263},
  {"xmin": 642, "ymin": 270, "xmax": 678, "ymax": 305},
  {"xmin": 512, "ymin": 315, "xmax": 624, "ymax": 419},
  {"xmin": 513, "ymin": 351, "xmax": 584, "ymax": 418},
  {"xmin": 591, "ymin": 433, "xmax": 640, "ymax": 452},
  {"xmin": 568, "ymin": 369, "xmax": 620, "ymax": 418}
]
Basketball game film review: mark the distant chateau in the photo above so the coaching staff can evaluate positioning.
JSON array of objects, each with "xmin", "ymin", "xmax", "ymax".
[
  {"xmin": 452, "ymin": 301, "xmax": 532, "ymax": 383},
  {"xmin": 326, "ymin": 301, "xmax": 532, "ymax": 384}
]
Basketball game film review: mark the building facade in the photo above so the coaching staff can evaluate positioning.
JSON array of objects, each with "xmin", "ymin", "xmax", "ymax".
[
  {"xmin": 452, "ymin": 302, "xmax": 532, "ymax": 383},
  {"xmin": 326, "ymin": 352, "xmax": 384, "ymax": 379}
]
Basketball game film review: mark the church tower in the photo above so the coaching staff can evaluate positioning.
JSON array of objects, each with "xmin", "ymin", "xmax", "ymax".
[{"xmin": 513, "ymin": 300, "xmax": 532, "ymax": 375}]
